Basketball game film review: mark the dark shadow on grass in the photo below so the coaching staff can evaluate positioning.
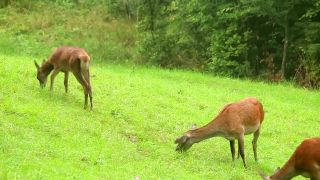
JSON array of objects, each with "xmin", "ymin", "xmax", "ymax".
[{"xmin": 36, "ymin": 87, "xmax": 85, "ymax": 110}]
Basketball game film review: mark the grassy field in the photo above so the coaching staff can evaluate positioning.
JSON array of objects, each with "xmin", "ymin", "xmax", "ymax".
[{"xmin": 0, "ymin": 53, "xmax": 319, "ymax": 179}]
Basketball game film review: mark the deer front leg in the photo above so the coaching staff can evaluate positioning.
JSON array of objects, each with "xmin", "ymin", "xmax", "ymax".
[
  {"xmin": 237, "ymin": 143, "xmax": 240, "ymax": 159},
  {"xmin": 238, "ymin": 134, "xmax": 246, "ymax": 168},
  {"xmin": 64, "ymin": 72, "xmax": 69, "ymax": 93},
  {"xmin": 229, "ymin": 140, "xmax": 236, "ymax": 161},
  {"xmin": 50, "ymin": 69, "xmax": 60, "ymax": 91}
]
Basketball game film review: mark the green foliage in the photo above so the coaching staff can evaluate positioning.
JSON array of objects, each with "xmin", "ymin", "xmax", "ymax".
[
  {"xmin": 293, "ymin": 0, "xmax": 320, "ymax": 88},
  {"xmin": 2, "ymin": 1, "xmax": 320, "ymax": 88},
  {"xmin": 137, "ymin": 0, "xmax": 216, "ymax": 69},
  {"xmin": 137, "ymin": 0, "xmax": 320, "ymax": 88},
  {"xmin": 295, "ymin": 44, "xmax": 320, "ymax": 88},
  {"xmin": 106, "ymin": 0, "xmax": 141, "ymax": 20}
]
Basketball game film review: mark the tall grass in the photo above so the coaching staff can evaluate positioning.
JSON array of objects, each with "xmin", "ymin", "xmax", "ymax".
[{"xmin": 0, "ymin": 2, "xmax": 137, "ymax": 63}]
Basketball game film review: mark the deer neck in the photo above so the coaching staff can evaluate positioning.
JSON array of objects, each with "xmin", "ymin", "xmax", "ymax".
[
  {"xmin": 187, "ymin": 120, "xmax": 221, "ymax": 143},
  {"xmin": 40, "ymin": 61, "xmax": 54, "ymax": 77},
  {"xmin": 270, "ymin": 158, "xmax": 297, "ymax": 180}
]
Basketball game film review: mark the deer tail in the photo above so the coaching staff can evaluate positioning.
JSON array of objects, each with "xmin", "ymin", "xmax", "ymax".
[{"xmin": 80, "ymin": 58, "xmax": 89, "ymax": 71}]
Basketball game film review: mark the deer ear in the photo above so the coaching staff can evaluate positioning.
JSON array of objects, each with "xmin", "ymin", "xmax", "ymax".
[
  {"xmin": 191, "ymin": 124, "xmax": 197, "ymax": 130},
  {"xmin": 34, "ymin": 61, "xmax": 40, "ymax": 70}
]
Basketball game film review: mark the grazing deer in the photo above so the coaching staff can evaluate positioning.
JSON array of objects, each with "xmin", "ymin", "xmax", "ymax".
[
  {"xmin": 34, "ymin": 46, "xmax": 93, "ymax": 110},
  {"xmin": 175, "ymin": 97, "xmax": 264, "ymax": 168},
  {"xmin": 260, "ymin": 137, "xmax": 320, "ymax": 180}
]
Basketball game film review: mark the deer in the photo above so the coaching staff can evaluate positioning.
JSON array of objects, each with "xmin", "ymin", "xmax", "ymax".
[
  {"xmin": 175, "ymin": 97, "xmax": 264, "ymax": 168},
  {"xmin": 34, "ymin": 46, "xmax": 93, "ymax": 110},
  {"xmin": 260, "ymin": 137, "xmax": 320, "ymax": 180}
]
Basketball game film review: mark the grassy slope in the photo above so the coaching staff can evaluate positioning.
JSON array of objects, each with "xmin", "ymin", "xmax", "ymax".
[
  {"xmin": 0, "ymin": 54, "xmax": 319, "ymax": 179},
  {"xmin": 0, "ymin": 3, "xmax": 136, "ymax": 64}
]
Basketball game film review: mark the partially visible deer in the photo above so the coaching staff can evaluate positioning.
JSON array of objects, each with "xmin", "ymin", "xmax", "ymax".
[
  {"xmin": 260, "ymin": 137, "xmax": 320, "ymax": 180},
  {"xmin": 34, "ymin": 46, "xmax": 93, "ymax": 110},
  {"xmin": 175, "ymin": 97, "xmax": 264, "ymax": 168}
]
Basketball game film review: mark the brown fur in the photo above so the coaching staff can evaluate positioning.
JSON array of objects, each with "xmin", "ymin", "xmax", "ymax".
[
  {"xmin": 260, "ymin": 138, "xmax": 320, "ymax": 180},
  {"xmin": 175, "ymin": 97, "xmax": 264, "ymax": 168},
  {"xmin": 34, "ymin": 46, "xmax": 93, "ymax": 110}
]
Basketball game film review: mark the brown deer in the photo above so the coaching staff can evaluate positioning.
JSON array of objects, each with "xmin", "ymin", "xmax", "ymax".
[
  {"xmin": 260, "ymin": 137, "xmax": 320, "ymax": 180},
  {"xmin": 175, "ymin": 97, "xmax": 264, "ymax": 168},
  {"xmin": 34, "ymin": 46, "xmax": 93, "ymax": 110}
]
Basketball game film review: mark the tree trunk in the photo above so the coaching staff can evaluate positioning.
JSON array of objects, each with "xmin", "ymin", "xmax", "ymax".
[
  {"xmin": 124, "ymin": 0, "xmax": 131, "ymax": 20},
  {"xmin": 147, "ymin": 0, "xmax": 155, "ymax": 40},
  {"xmin": 281, "ymin": 14, "xmax": 288, "ymax": 80},
  {"xmin": 0, "ymin": 0, "xmax": 10, "ymax": 8}
]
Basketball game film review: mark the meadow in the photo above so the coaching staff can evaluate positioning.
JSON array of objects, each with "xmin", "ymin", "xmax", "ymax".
[
  {"xmin": 0, "ymin": 2, "xmax": 319, "ymax": 179},
  {"xmin": 0, "ymin": 52, "xmax": 319, "ymax": 179}
]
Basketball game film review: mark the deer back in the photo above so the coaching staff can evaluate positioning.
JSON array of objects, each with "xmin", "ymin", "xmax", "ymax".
[
  {"xmin": 213, "ymin": 97, "xmax": 264, "ymax": 134},
  {"xmin": 48, "ymin": 46, "xmax": 90, "ymax": 71}
]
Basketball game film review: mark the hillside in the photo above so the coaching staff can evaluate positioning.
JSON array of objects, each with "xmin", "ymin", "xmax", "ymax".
[{"xmin": 0, "ymin": 54, "xmax": 319, "ymax": 179}]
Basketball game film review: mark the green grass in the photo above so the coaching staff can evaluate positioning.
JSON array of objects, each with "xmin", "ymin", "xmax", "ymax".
[
  {"xmin": 0, "ymin": 54, "xmax": 319, "ymax": 179},
  {"xmin": 0, "ymin": 3, "xmax": 137, "ymax": 63}
]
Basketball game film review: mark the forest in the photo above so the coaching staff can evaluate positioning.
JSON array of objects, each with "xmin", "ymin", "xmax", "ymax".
[{"xmin": 1, "ymin": 0, "xmax": 319, "ymax": 88}]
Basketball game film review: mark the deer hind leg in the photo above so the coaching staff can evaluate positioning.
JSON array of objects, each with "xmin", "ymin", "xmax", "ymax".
[
  {"xmin": 311, "ymin": 171, "xmax": 320, "ymax": 180},
  {"xmin": 238, "ymin": 134, "xmax": 246, "ymax": 168},
  {"xmin": 252, "ymin": 128, "xmax": 260, "ymax": 161},
  {"xmin": 50, "ymin": 68, "xmax": 60, "ymax": 91},
  {"xmin": 82, "ymin": 68, "xmax": 92, "ymax": 110},
  {"xmin": 72, "ymin": 70, "xmax": 90, "ymax": 109},
  {"xmin": 229, "ymin": 140, "xmax": 236, "ymax": 161}
]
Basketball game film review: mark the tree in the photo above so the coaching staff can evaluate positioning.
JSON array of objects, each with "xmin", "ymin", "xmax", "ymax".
[{"xmin": 136, "ymin": 0, "xmax": 320, "ymax": 87}]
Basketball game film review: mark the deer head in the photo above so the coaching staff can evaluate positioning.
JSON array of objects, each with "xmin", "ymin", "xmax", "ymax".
[
  {"xmin": 175, "ymin": 124, "xmax": 197, "ymax": 152},
  {"xmin": 259, "ymin": 171, "xmax": 270, "ymax": 180},
  {"xmin": 34, "ymin": 60, "xmax": 48, "ymax": 88},
  {"xmin": 259, "ymin": 168, "xmax": 280, "ymax": 180}
]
